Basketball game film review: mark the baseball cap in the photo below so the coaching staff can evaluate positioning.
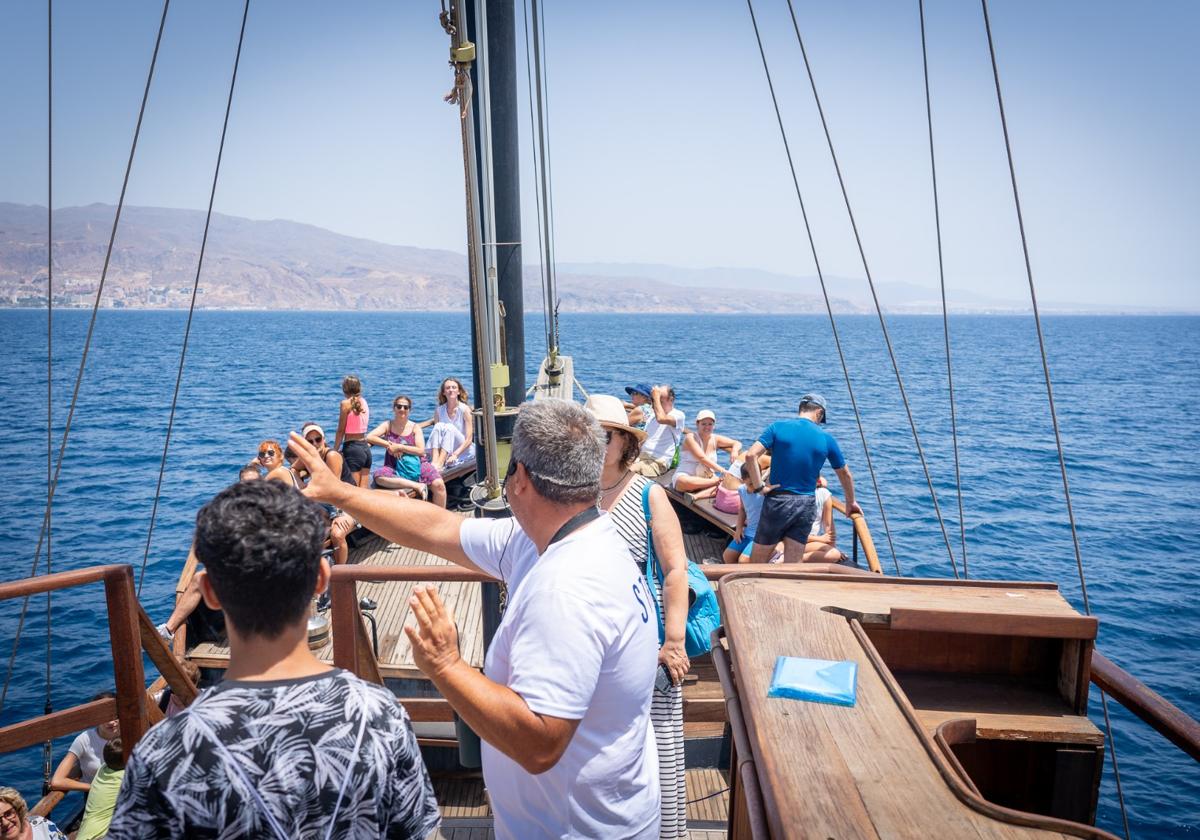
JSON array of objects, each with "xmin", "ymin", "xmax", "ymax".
[
  {"xmin": 799, "ymin": 393, "xmax": 828, "ymax": 424},
  {"xmin": 301, "ymin": 423, "xmax": 326, "ymax": 440},
  {"xmin": 696, "ymin": 409, "xmax": 716, "ymax": 423},
  {"xmin": 624, "ymin": 383, "xmax": 653, "ymax": 399}
]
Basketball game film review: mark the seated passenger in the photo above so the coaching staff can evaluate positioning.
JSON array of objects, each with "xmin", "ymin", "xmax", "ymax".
[
  {"xmin": 75, "ymin": 738, "xmax": 124, "ymax": 840},
  {"xmin": 425, "ymin": 378, "xmax": 475, "ymax": 471},
  {"xmin": 802, "ymin": 476, "xmax": 847, "ymax": 564},
  {"xmin": 723, "ymin": 463, "xmax": 766, "ymax": 564},
  {"xmin": 238, "ymin": 462, "xmax": 262, "ymax": 481},
  {"xmin": 107, "ymin": 481, "xmax": 440, "ymax": 838},
  {"xmin": 152, "ymin": 656, "xmax": 201, "ymax": 719},
  {"xmin": 631, "ymin": 385, "xmax": 685, "ymax": 478},
  {"xmin": 623, "ymin": 383, "xmax": 653, "ymax": 428},
  {"xmin": 0, "ymin": 786, "xmax": 67, "ymax": 840},
  {"xmin": 298, "ymin": 425, "xmax": 359, "ymax": 564},
  {"xmin": 367, "ymin": 396, "xmax": 447, "ymax": 508},
  {"xmin": 255, "ymin": 439, "xmax": 283, "ymax": 473},
  {"xmin": 672, "ymin": 409, "xmax": 742, "ymax": 498},
  {"xmin": 50, "ymin": 693, "xmax": 118, "ymax": 794}
]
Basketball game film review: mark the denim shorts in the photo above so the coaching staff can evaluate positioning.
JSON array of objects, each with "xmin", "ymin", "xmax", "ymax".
[{"xmin": 755, "ymin": 493, "xmax": 817, "ymax": 546}]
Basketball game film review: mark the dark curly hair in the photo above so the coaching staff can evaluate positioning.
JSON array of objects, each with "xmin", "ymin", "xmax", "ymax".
[
  {"xmin": 615, "ymin": 429, "xmax": 642, "ymax": 469},
  {"xmin": 194, "ymin": 480, "xmax": 327, "ymax": 639}
]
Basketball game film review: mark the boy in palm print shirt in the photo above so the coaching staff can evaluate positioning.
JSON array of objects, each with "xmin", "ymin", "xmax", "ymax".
[{"xmin": 109, "ymin": 481, "xmax": 439, "ymax": 839}]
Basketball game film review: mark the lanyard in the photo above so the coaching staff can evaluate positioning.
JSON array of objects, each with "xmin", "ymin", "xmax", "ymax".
[{"xmin": 548, "ymin": 505, "xmax": 602, "ymax": 547}]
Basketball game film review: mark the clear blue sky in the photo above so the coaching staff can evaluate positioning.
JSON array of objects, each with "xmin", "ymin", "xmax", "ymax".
[{"xmin": 1, "ymin": 0, "xmax": 1196, "ymax": 308}]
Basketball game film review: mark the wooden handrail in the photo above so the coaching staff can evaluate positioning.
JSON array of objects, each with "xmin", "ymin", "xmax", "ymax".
[
  {"xmin": 1091, "ymin": 651, "xmax": 1200, "ymax": 763},
  {"xmin": 831, "ymin": 497, "xmax": 882, "ymax": 574}
]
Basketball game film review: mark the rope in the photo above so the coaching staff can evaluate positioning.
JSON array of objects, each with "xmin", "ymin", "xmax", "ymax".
[
  {"xmin": 138, "ymin": 0, "xmax": 251, "ymax": 596},
  {"xmin": 529, "ymin": 0, "xmax": 560, "ymax": 355},
  {"xmin": 918, "ymin": 0, "xmax": 970, "ymax": 577},
  {"xmin": 978, "ymin": 1, "xmax": 1128, "ymax": 834},
  {"xmin": 743, "ymin": 0, "xmax": 900, "ymax": 575},
  {"xmin": 520, "ymin": 0, "xmax": 551, "ymax": 353},
  {"xmin": 43, "ymin": 0, "xmax": 54, "ymax": 792},
  {"xmin": 783, "ymin": 0, "xmax": 960, "ymax": 579},
  {"xmin": 0, "ymin": 0, "xmax": 172, "ymax": 718}
]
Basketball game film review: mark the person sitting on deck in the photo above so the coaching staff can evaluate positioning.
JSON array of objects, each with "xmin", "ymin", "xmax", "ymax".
[
  {"xmin": 301, "ymin": 423, "xmax": 359, "ymax": 564},
  {"xmin": 631, "ymin": 385, "xmax": 685, "ymax": 478},
  {"xmin": 367, "ymin": 395, "xmax": 447, "ymax": 507},
  {"xmin": 108, "ymin": 480, "xmax": 440, "ymax": 839},
  {"xmin": 802, "ymin": 475, "xmax": 847, "ymax": 564},
  {"xmin": 0, "ymin": 787, "xmax": 67, "ymax": 840},
  {"xmin": 423, "ymin": 377, "xmax": 475, "ymax": 471},
  {"xmin": 255, "ymin": 439, "xmax": 283, "ymax": 474},
  {"xmin": 623, "ymin": 383, "xmax": 653, "ymax": 428},
  {"xmin": 723, "ymin": 461, "xmax": 767, "ymax": 564},
  {"xmin": 742, "ymin": 393, "xmax": 862, "ymax": 564},
  {"xmin": 74, "ymin": 738, "xmax": 124, "ymax": 840},
  {"xmin": 49, "ymin": 692, "xmax": 119, "ymax": 795},
  {"xmin": 289, "ymin": 399, "xmax": 662, "ymax": 839},
  {"xmin": 238, "ymin": 462, "xmax": 263, "ymax": 481},
  {"xmin": 672, "ymin": 409, "xmax": 742, "ymax": 499},
  {"xmin": 152, "ymin": 656, "xmax": 201, "ymax": 719}
]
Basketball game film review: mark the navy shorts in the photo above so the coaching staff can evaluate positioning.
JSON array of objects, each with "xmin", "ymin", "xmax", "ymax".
[
  {"xmin": 754, "ymin": 493, "xmax": 817, "ymax": 546},
  {"xmin": 342, "ymin": 439, "xmax": 372, "ymax": 473}
]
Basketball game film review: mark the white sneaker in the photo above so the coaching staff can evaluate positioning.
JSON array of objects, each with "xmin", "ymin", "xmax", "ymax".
[{"xmin": 156, "ymin": 623, "xmax": 174, "ymax": 645}]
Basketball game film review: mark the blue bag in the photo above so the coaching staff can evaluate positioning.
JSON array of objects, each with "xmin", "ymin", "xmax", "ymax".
[
  {"xmin": 641, "ymin": 482, "xmax": 721, "ymax": 657},
  {"xmin": 767, "ymin": 656, "xmax": 858, "ymax": 707}
]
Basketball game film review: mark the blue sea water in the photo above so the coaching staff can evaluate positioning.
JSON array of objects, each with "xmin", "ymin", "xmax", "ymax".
[{"xmin": 0, "ymin": 309, "xmax": 1196, "ymax": 836}]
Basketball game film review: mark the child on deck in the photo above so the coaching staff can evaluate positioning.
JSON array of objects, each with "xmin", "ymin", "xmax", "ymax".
[
  {"xmin": 723, "ymin": 462, "xmax": 767, "ymax": 564},
  {"xmin": 75, "ymin": 738, "xmax": 124, "ymax": 840}
]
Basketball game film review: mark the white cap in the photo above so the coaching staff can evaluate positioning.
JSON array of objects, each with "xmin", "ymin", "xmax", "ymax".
[
  {"xmin": 695, "ymin": 409, "xmax": 716, "ymax": 423},
  {"xmin": 301, "ymin": 423, "xmax": 326, "ymax": 440}
]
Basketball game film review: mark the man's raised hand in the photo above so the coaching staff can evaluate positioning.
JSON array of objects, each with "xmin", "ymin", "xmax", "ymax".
[{"xmin": 288, "ymin": 431, "xmax": 351, "ymax": 507}]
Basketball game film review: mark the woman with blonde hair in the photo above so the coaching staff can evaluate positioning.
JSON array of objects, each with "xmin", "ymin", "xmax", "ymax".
[
  {"xmin": 425, "ymin": 377, "xmax": 474, "ymax": 471},
  {"xmin": 333, "ymin": 374, "xmax": 371, "ymax": 488},
  {"xmin": 586, "ymin": 393, "xmax": 692, "ymax": 839},
  {"xmin": 1, "ymin": 786, "xmax": 67, "ymax": 840}
]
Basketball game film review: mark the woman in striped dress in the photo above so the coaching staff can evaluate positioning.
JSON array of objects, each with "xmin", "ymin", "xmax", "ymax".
[{"xmin": 587, "ymin": 394, "xmax": 692, "ymax": 839}]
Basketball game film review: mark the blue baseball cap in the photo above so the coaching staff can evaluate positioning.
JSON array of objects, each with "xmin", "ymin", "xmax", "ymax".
[
  {"xmin": 799, "ymin": 393, "xmax": 828, "ymax": 423},
  {"xmin": 625, "ymin": 383, "xmax": 653, "ymax": 399}
]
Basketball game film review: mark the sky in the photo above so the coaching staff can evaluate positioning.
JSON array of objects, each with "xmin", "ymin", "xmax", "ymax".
[{"xmin": 1, "ymin": 0, "xmax": 1196, "ymax": 309}]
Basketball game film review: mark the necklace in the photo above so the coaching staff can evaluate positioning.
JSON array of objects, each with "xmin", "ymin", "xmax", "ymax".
[{"xmin": 601, "ymin": 470, "xmax": 631, "ymax": 493}]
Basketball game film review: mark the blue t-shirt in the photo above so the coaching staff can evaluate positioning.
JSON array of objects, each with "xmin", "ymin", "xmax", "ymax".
[{"xmin": 757, "ymin": 417, "xmax": 845, "ymax": 495}]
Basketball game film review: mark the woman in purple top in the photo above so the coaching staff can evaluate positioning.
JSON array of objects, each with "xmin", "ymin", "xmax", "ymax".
[{"xmin": 367, "ymin": 395, "xmax": 447, "ymax": 507}]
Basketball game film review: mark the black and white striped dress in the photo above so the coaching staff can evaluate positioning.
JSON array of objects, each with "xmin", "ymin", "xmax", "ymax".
[{"xmin": 607, "ymin": 474, "xmax": 688, "ymax": 839}]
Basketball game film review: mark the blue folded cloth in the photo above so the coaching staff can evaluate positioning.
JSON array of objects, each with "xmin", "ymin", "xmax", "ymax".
[{"xmin": 767, "ymin": 656, "xmax": 858, "ymax": 707}]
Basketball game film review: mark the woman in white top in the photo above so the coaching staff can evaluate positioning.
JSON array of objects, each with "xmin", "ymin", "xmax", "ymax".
[
  {"xmin": 424, "ymin": 378, "xmax": 475, "ymax": 471},
  {"xmin": 50, "ymin": 692, "xmax": 119, "ymax": 794},
  {"xmin": 672, "ymin": 410, "xmax": 742, "ymax": 498},
  {"xmin": 802, "ymin": 476, "xmax": 847, "ymax": 563}
]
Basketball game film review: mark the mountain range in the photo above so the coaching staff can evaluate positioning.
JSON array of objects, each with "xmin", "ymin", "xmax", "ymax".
[{"xmin": 0, "ymin": 203, "xmax": 1168, "ymax": 314}]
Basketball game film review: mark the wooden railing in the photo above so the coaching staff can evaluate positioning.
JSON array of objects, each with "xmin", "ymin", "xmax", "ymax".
[
  {"xmin": 0, "ymin": 564, "xmax": 199, "ymax": 813},
  {"xmin": 831, "ymin": 497, "xmax": 881, "ymax": 574},
  {"xmin": 1090, "ymin": 651, "xmax": 1200, "ymax": 763}
]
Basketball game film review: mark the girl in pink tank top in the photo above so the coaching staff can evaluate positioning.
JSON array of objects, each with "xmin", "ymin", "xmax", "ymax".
[{"xmin": 335, "ymin": 375, "xmax": 372, "ymax": 487}]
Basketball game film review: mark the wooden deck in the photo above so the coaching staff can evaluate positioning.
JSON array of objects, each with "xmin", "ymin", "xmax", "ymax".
[
  {"xmin": 190, "ymin": 534, "xmax": 485, "ymax": 678},
  {"xmin": 430, "ymin": 767, "xmax": 730, "ymax": 837}
]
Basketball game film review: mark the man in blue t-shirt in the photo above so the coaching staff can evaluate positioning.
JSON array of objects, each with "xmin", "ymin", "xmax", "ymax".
[{"xmin": 742, "ymin": 394, "xmax": 862, "ymax": 563}]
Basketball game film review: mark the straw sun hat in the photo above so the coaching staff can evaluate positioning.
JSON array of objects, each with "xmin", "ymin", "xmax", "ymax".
[{"xmin": 584, "ymin": 394, "xmax": 647, "ymax": 443}]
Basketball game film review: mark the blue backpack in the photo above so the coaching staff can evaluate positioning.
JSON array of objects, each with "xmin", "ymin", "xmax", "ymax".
[{"xmin": 641, "ymin": 482, "xmax": 721, "ymax": 657}]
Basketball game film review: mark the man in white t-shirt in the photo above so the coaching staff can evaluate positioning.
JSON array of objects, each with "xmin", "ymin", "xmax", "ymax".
[
  {"xmin": 631, "ymin": 385, "xmax": 685, "ymax": 477},
  {"xmin": 292, "ymin": 399, "xmax": 661, "ymax": 840}
]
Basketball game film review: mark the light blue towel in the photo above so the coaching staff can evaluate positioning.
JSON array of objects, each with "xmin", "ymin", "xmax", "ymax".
[{"xmin": 767, "ymin": 656, "xmax": 858, "ymax": 707}]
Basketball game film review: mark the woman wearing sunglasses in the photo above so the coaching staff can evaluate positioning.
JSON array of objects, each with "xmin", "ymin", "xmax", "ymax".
[
  {"xmin": 586, "ymin": 394, "xmax": 692, "ymax": 839},
  {"xmin": 366, "ymin": 395, "xmax": 447, "ymax": 508}
]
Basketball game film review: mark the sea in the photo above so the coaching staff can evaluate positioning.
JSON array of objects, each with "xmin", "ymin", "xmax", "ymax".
[{"xmin": 0, "ymin": 309, "xmax": 1196, "ymax": 836}]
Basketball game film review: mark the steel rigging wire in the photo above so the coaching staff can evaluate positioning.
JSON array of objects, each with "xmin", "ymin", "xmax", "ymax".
[
  {"xmin": 782, "ymin": 0, "xmax": 961, "ymax": 580},
  {"xmin": 978, "ymin": 1, "xmax": 1129, "ymax": 834},
  {"xmin": 43, "ymin": 0, "xmax": 54, "ymax": 793},
  {"xmin": 917, "ymin": 0, "xmax": 970, "ymax": 577},
  {"xmin": 743, "ymin": 0, "xmax": 901, "ymax": 576},
  {"xmin": 0, "ymin": 0, "xmax": 174, "ymax": 718},
  {"xmin": 521, "ymin": 0, "xmax": 552, "ymax": 355},
  {"xmin": 138, "ymin": 0, "xmax": 252, "ymax": 596}
]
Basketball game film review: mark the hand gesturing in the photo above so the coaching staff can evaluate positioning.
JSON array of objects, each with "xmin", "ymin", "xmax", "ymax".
[{"xmin": 404, "ymin": 585, "xmax": 462, "ymax": 679}]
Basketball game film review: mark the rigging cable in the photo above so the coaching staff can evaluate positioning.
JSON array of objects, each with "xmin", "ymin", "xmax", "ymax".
[
  {"xmin": 0, "ymin": 0, "xmax": 173, "ymax": 717},
  {"xmin": 783, "ymin": 0, "xmax": 960, "ymax": 579},
  {"xmin": 743, "ymin": 0, "xmax": 900, "ymax": 575},
  {"xmin": 978, "ymin": 1, "xmax": 1129, "ymax": 835},
  {"xmin": 917, "ymin": 0, "xmax": 970, "ymax": 577},
  {"xmin": 520, "ymin": 0, "xmax": 551, "ymax": 354},
  {"xmin": 138, "ymin": 0, "xmax": 252, "ymax": 596},
  {"xmin": 43, "ymin": 0, "xmax": 54, "ymax": 793},
  {"xmin": 529, "ymin": 0, "xmax": 560, "ymax": 354}
]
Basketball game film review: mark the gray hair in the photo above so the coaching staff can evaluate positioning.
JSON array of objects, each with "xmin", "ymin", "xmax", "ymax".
[{"xmin": 511, "ymin": 399, "xmax": 604, "ymax": 505}]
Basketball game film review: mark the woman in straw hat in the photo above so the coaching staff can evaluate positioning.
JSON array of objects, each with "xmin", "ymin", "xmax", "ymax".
[{"xmin": 586, "ymin": 394, "xmax": 691, "ymax": 839}]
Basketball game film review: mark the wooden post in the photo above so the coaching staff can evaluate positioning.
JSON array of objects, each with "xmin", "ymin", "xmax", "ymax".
[
  {"xmin": 330, "ymin": 576, "xmax": 360, "ymax": 673},
  {"xmin": 103, "ymin": 566, "xmax": 147, "ymax": 760}
]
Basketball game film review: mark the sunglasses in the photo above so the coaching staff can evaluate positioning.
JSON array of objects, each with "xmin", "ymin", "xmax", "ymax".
[
  {"xmin": 306, "ymin": 434, "xmax": 323, "ymax": 444},
  {"xmin": 605, "ymin": 430, "xmax": 614, "ymax": 444},
  {"xmin": 258, "ymin": 449, "xmax": 277, "ymax": 457},
  {"xmin": 394, "ymin": 403, "xmax": 411, "ymax": 410}
]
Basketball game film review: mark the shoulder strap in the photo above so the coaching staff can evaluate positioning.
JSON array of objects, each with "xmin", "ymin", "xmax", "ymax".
[{"xmin": 641, "ymin": 481, "xmax": 663, "ymax": 590}]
